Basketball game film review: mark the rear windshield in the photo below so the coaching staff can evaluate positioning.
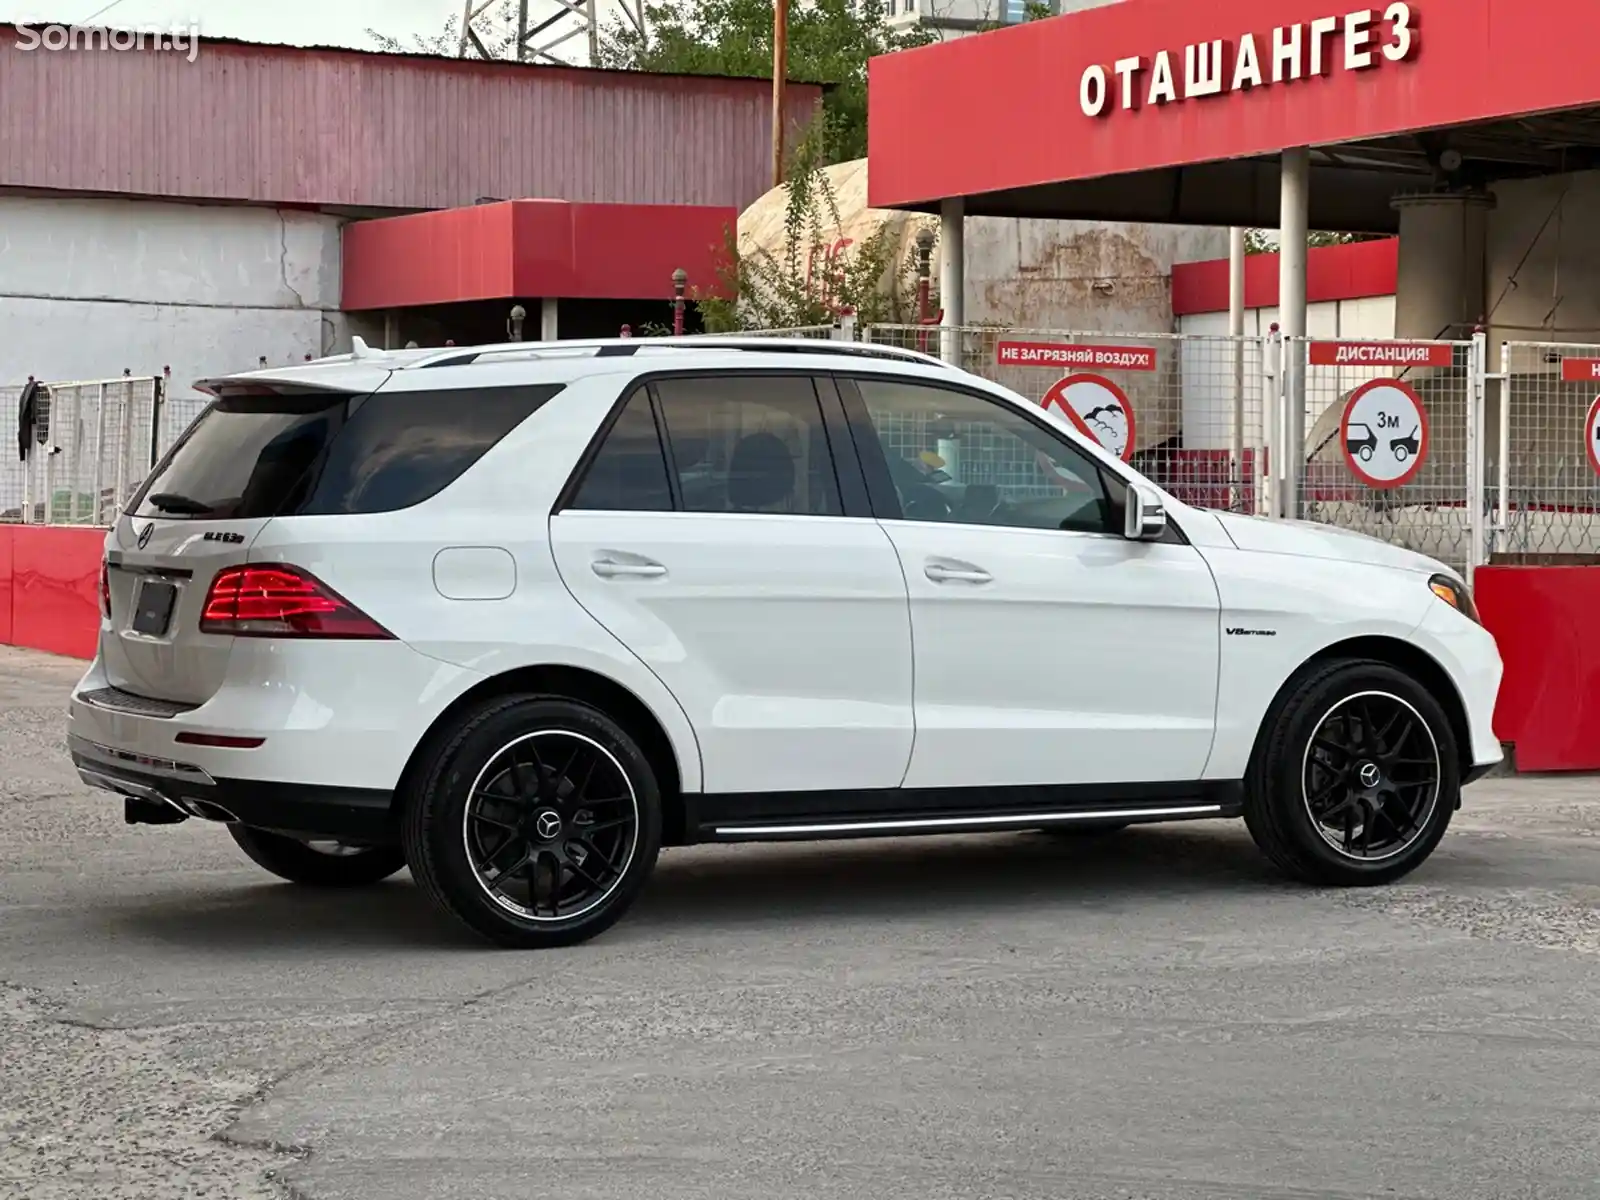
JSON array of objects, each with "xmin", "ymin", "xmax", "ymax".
[{"xmin": 132, "ymin": 383, "xmax": 562, "ymax": 520}]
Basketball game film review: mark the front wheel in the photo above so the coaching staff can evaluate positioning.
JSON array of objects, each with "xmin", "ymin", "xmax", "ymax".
[
  {"xmin": 229, "ymin": 826, "xmax": 406, "ymax": 887},
  {"xmin": 401, "ymin": 695, "xmax": 662, "ymax": 949},
  {"xmin": 1244, "ymin": 659, "xmax": 1458, "ymax": 886}
]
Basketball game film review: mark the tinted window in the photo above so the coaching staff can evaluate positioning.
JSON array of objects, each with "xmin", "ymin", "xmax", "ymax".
[
  {"xmin": 301, "ymin": 385, "xmax": 558, "ymax": 515},
  {"xmin": 132, "ymin": 384, "xmax": 559, "ymax": 520},
  {"xmin": 854, "ymin": 378, "xmax": 1115, "ymax": 535},
  {"xmin": 134, "ymin": 389, "xmax": 349, "ymax": 520},
  {"xmin": 569, "ymin": 389, "xmax": 672, "ymax": 512},
  {"xmin": 654, "ymin": 376, "xmax": 841, "ymax": 516}
]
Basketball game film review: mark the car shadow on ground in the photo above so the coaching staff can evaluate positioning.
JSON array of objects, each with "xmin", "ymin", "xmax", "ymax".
[{"xmin": 93, "ymin": 821, "xmax": 1320, "ymax": 953}]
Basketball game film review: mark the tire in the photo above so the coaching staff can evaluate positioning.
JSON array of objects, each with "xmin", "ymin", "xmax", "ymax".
[
  {"xmin": 229, "ymin": 826, "xmax": 406, "ymax": 887},
  {"xmin": 401, "ymin": 695, "xmax": 662, "ymax": 949},
  {"xmin": 1243, "ymin": 658, "xmax": 1459, "ymax": 887}
]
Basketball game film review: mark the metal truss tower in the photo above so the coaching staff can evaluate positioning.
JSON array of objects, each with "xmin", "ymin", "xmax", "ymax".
[{"xmin": 458, "ymin": 0, "xmax": 649, "ymax": 67}]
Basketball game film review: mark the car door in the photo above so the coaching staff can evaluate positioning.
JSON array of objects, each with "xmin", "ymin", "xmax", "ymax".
[
  {"xmin": 548, "ymin": 372, "xmax": 915, "ymax": 796},
  {"xmin": 839, "ymin": 373, "xmax": 1221, "ymax": 791}
]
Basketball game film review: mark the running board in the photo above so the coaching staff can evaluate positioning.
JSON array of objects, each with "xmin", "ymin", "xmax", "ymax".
[{"xmin": 693, "ymin": 783, "xmax": 1243, "ymax": 843}]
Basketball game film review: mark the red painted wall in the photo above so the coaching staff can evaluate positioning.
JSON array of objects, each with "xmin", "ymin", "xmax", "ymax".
[
  {"xmin": 1171, "ymin": 238, "xmax": 1398, "ymax": 316},
  {"xmin": 1476, "ymin": 566, "xmax": 1600, "ymax": 772},
  {"xmin": 869, "ymin": 0, "xmax": 1600, "ymax": 208},
  {"xmin": 2, "ymin": 526, "xmax": 103, "ymax": 660},
  {"xmin": 341, "ymin": 200, "xmax": 737, "ymax": 311}
]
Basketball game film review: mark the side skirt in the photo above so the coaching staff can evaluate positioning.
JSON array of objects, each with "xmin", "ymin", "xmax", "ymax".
[{"xmin": 691, "ymin": 781, "xmax": 1244, "ymax": 843}]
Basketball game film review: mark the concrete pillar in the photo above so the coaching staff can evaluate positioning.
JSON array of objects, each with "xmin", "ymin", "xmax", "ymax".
[
  {"xmin": 1228, "ymin": 227, "xmax": 1247, "ymax": 510},
  {"xmin": 540, "ymin": 297, "xmax": 559, "ymax": 342},
  {"xmin": 1390, "ymin": 191, "xmax": 1493, "ymax": 341},
  {"xmin": 1280, "ymin": 147, "xmax": 1310, "ymax": 518},
  {"xmin": 939, "ymin": 197, "xmax": 965, "ymax": 366}
]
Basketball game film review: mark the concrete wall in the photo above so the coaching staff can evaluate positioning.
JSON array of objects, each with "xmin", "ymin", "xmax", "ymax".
[
  {"xmin": 1485, "ymin": 171, "xmax": 1600, "ymax": 349},
  {"xmin": 0, "ymin": 195, "xmax": 349, "ymax": 400},
  {"xmin": 968, "ymin": 219, "xmax": 1230, "ymax": 334}
]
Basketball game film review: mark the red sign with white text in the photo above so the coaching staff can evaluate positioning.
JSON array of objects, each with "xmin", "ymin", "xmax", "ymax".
[
  {"xmin": 1309, "ymin": 341, "xmax": 1454, "ymax": 369},
  {"xmin": 1562, "ymin": 358, "xmax": 1600, "ymax": 383},
  {"xmin": 996, "ymin": 341, "xmax": 1156, "ymax": 371}
]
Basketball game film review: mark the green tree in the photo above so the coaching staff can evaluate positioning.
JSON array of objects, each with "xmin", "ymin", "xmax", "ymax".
[
  {"xmin": 1244, "ymin": 229, "xmax": 1386, "ymax": 254},
  {"xmin": 692, "ymin": 124, "xmax": 931, "ymax": 332},
  {"xmin": 595, "ymin": 0, "xmax": 935, "ymax": 164}
]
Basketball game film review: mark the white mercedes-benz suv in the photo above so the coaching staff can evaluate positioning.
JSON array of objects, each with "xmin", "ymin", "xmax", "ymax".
[{"xmin": 68, "ymin": 337, "xmax": 1504, "ymax": 948}]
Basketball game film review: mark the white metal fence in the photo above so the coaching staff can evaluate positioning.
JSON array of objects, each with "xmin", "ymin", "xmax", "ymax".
[
  {"xmin": 1493, "ymin": 341, "xmax": 1600, "ymax": 560},
  {"xmin": 22, "ymin": 328, "xmax": 1596, "ymax": 576},
  {"xmin": 8, "ymin": 374, "xmax": 178, "ymax": 526},
  {"xmin": 813, "ymin": 320, "xmax": 1513, "ymax": 577}
]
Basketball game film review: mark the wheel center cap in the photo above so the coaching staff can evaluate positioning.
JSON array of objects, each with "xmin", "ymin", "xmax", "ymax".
[
  {"xmin": 533, "ymin": 810, "xmax": 563, "ymax": 840},
  {"xmin": 1357, "ymin": 762, "xmax": 1382, "ymax": 789}
]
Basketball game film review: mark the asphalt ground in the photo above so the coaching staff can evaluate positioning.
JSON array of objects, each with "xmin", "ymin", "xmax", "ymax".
[{"xmin": 2, "ymin": 645, "xmax": 1597, "ymax": 1200}]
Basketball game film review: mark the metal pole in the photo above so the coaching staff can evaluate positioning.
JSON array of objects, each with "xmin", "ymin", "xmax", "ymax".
[
  {"xmin": 1468, "ymin": 330, "xmax": 1487, "ymax": 583},
  {"xmin": 1497, "ymin": 341, "xmax": 1512, "ymax": 547},
  {"xmin": 938, "ymin": 198, "xmax": 965, "ymax": 367},
  {"xmin": 771, "ymin": 0, "xmax": 790, "ymax": 189},
  {"xmin": 90, "ymin": 382, "xmax": 107, "ymax": 525},
  {"xmin": 516, "ymin": 0, "xmax": 529, "ymax": 59},
  {"xmin": 540, "ymin": 298, "xmax": 558, "ymax": 341},
  {"xmin": 1228, "ymin": 226, "xmax": 1247, "ymax": 511},
  {"xmin": 1279, "ymin": 147, "xmax": 1311, "ymax": 519},
  {"xmin": 672, "ymin": 269, "xmax": 688, "ymax": 336},
  {"xmin": 585, "ymin": 0, "xmax": 598, "ymax": 65}
]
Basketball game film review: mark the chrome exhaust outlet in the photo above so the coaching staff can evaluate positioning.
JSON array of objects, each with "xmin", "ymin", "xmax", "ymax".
[
  {"xmin": 79, "ymin": 767, "xmax": 193, "ymax": 825},
  {"xmin": 184, "ymin": 799, "xmax": 240, "ymax": 823}
]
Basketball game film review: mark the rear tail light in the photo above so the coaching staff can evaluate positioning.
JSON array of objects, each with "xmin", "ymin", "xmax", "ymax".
[
  {"xmin": 100, "ymin": 562, "xmax": 111, "ymax": 619},
  {"xmin": 200, "ymin": 564, "xmax": 393, "ymax": 639}
]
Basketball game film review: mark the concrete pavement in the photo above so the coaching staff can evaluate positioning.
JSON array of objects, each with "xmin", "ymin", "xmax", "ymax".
[{"xmin": 2, "ymin": 646, "xmax": 1598, "ymax": 1199}]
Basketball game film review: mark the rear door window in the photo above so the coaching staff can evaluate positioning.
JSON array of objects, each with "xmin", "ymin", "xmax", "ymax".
[{"xmin": 132, "ymin": 383, "xmax": 560, "ymax": 520}]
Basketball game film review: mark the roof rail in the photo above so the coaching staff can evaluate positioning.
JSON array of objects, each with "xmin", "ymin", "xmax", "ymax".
[{"xmin": 403, "ymin": 336, "xmax": 958, "ymax": 372}]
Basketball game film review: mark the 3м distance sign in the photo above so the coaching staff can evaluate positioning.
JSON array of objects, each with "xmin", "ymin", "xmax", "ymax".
[
  {"xmin": 1339, "ymin": 377, "xmax": 1429, "ymax": 489},
  {"xmin": 995, "ymin": 341, "xmax": 1157, "ymax": 372}
]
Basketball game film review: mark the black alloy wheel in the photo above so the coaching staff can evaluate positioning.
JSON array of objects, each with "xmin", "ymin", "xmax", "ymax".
[
  {"xmin": 403, "ymin": 696, "xmax": 662, "ymax": 948},
  {"xmin": 461, "ymin": 729, "xmax": 640, "ymax": 923},
  {"xmin": 1244, "ymin": 659, "xmax": 1459, "ymax": 886},
  {"xmin": 1301, "ymin": 691, "xmax": 1441, "ymax": 862}
]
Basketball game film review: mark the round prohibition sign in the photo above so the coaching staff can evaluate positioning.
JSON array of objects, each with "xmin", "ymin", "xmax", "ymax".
[
  {"xmin": 1586, "ymin": 395, "xmax": 1600, "ymax": 480},
  {"xmin": 1040, "ymin": 372, "xmax": 1137, "ymax": 462},
  {"xmin": 1338, "ymin": 378, "xmax": 1430, "ymax": 489}
]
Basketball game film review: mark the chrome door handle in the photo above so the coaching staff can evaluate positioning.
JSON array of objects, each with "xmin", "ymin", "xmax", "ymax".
[
  {"xmin": 592, "ymin": 559, "xmax": 666, "ymax": 579},
  {"xmin": 924, "ymin": 564, "xmax": 991, "ymax": 584}
]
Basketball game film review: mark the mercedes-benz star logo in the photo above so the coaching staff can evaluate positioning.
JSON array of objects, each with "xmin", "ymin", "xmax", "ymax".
[
  {"xmin": 1358, "ymin": 763, "xmax": 1381, "ymax": 789},
  {"xmin": 136, "ymin": 522, "xmax": 154, "ymax": 550},
  {"xmin": 534, "ymin": 810, "xmax": 563, "ymax": 840}
]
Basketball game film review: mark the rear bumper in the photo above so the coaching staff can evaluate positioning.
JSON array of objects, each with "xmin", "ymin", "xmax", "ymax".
[{"xmin": 70, "ymin": 733, "xmax": 397, "ymax": 843}]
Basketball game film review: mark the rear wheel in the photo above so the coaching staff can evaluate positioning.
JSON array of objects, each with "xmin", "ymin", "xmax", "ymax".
[
  {"xmin": 401, "ymin": 695, "xmax": 662, "ymax": 949},
  {"xmin": 228, "ymin": 826, "xmax": 406, "ymax": 887},
  {"xmin": 1244, "ymin": 659, "xmax": 1458, "ymax": 886}
]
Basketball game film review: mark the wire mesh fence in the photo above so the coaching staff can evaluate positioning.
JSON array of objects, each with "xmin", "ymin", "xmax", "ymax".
[
  {"xmin": 7, "ymin": 375, "xmax": 169, "ymax": 526},
  {"xmin": 1492, "ymin": 342, "xmax": 1600, "ymax": 560},
  {"xmin": 1290, "ymin": 337, "xmax": 1480, "ymax": 574},
  {"xmin": 864, "ymin": 325, "xmax": 1267, "ymax": 513}
]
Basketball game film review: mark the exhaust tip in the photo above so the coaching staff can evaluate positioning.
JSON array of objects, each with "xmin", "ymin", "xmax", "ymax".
[
  {"xmin": 186, "ymin": 799, "xmax": 240, "ymax": 823},
  {"xmin": 123, "ymin": 795, "xmax": 189, "ymax": 826}
]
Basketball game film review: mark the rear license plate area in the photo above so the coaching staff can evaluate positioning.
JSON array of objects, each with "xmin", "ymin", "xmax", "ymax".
[{"xmin": 131, "ymin": 580, "xmax": 178, "ymax": 637}]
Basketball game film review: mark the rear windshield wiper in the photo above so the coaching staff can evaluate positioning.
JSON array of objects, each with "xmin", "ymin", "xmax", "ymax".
[{"xmin": 145, "ymin": 492, "xmax": 216, "ymax": 516}]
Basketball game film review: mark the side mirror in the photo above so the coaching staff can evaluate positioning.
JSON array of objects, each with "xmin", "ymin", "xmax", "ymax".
[{"xmin": 1124, "ymin": 481, "xmax": 1168, "ymax": 541}]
